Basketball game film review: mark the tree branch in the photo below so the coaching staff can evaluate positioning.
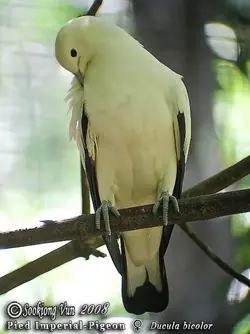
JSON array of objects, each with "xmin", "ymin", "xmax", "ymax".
[
  {"xmin": 1, "ymin": 156, "xmax": 249, "ymax": 294},
  {"xmin": 179, "ymin": 155, "xmax": 250, "ymax": 285},
  {"xmin": 183, "ymin": 154, "xmax": 250, "ymax": 198},
  {"xmin": 1, "ymin": 189, "xmax": 250, "ymax": 249},
  {"xmin": 0, "ymin": 237, "xmax": 105, "ymax": 295}
]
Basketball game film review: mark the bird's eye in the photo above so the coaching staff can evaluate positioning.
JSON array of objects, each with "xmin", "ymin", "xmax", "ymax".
[{"xmin": 70, "ymin": 49, "xmax": 77, "ymax": 57}]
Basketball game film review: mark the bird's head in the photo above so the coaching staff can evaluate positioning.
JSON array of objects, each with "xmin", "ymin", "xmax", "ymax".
[
  {"xmin": 55, "ymin": 16, "xmax": 95, "ymax": 86},
  {"xmin": 55, "ymin": 16, "xmax": 135, "ymax": 86}
]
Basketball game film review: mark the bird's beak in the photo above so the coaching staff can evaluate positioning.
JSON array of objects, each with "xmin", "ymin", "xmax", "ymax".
[{"xmin": 75, "ymin": 71, "xmax": 84, "ymax": 87}]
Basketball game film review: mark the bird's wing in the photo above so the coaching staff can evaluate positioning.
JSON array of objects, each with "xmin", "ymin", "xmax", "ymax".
[
  {"xmin": 67, "ymin": 77, "xmax": 122, "ymax": 274},
  {"xmin": 81, "ymin": 106, "xmax": 122, "ymax": 274},
  {"xmin": 119, "ymin": 78, "xmax": 191, "ymax": 314},
  {"xmin": 162, "ymin": 79, "xmax": 191, "ymax": 251}
]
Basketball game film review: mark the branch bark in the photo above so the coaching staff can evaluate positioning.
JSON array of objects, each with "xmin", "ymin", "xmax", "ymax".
[
  {"xmin": 183, "ymin": 154, "xmax": 250, "ymax": 197},
  {"xmin": 0, "ymin": 237, "xmax": 105, "ymax": 295},
  {"xmin": 1, "ymin": 189, "xmax": 250, "ymax": 249}
]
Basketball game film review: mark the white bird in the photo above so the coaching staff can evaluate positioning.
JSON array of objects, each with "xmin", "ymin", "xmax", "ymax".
[{"xmin": 55, "ymin": 16, "xmax": 191, "ymax": 314}]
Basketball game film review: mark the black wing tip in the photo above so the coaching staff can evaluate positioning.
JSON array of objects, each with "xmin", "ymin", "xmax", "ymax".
[{"xmin": 122, "ymin": 279, "xmax": 169, "ymax": 315}]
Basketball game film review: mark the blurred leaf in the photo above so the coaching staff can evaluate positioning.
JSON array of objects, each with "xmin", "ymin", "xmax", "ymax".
[
  {"xmin": 213, "ymin": 58, "xmax": 250, "ymax": 165},
  {"xmin": 231, "ymin": 215, "xmax": 248, "ymax": 237},
  {"xmin": 215, "ymin": 60, "xmax": 242, "ymax": 93},
  {"xmin": 247, "ymin": 60, "xmax": 250, "ymax": 76},
  {"xmin": 235, "ymin": 238, "xmax": 250, "ymax": 267},
  {"xmin": 108, "ymin": 303, "xmax": 150, "ymax": 319},
  {"xmin": 31, "ymin": 0, "xmax": 87, "ymax": 39},
  {"xmin": 233, "ymin": 313, "xmax": 250, "ymax": 334},
  {"xmin": 109, "ymin": 303, "xmax": 131, "ymax": 318}
]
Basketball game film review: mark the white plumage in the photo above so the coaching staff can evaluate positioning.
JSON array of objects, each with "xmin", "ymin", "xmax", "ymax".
[{"xmin": 55, "ymin": 16, "xmax": 191, "ymax": 314}]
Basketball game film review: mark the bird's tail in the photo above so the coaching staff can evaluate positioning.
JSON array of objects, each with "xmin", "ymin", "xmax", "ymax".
[{"xmin": 120, "ymin": 230, "xmax": 169, "ymax": 315}]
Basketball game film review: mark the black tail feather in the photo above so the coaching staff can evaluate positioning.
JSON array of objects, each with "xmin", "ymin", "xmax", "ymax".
[{"xmin": 120, "ymin": 237, "xmax": 169, "ymax": 315}]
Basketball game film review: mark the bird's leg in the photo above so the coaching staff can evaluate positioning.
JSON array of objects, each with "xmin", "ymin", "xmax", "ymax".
[
  {"xmin": 152, "ymin": 190, "xmax": 179, "ymax": 226},
  {"xmin": 96, "ymin": 200, "xmax": 120, "ymax": 240}
]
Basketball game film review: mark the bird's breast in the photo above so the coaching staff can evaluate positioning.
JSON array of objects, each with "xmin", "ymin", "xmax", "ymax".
[
  {"xmin": 83, "ymin": 67, "xmax": 176, "ymax": 208},
  {"xmin": 89, "ymin": 101, "xmax": 176, "ymax": 208}
]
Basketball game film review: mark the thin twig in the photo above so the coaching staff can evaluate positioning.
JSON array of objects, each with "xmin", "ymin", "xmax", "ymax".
[
  {"xmin": 81, "ymin": 163, "xmax": 91, "ymax": 215},
  {"xmin": 78, "ymin": 0, "xmax": 103, "ymax": 17},
  {"xmin": 87, "ymin": 0, "xmax": 103, "ymax": 16},
  {"xmin": 180, "ymin": 224, "xmax": 250, "ymax": 287}
]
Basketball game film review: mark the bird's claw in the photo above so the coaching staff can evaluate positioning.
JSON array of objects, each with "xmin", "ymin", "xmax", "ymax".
[
  {"xmin": 95, "ymin": 200, "xmax": 120, "ymax": 241},
  {"xmin": 152, "ymin": 190, "xmax": 179, "ymax": 226}
]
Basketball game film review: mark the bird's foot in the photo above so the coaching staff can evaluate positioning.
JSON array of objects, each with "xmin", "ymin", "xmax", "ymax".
[
  {"xmin": 152, "ymin": 190, "xmax": 179, "ymax": 226},
  {"xmin": 96, "ymin": 200, "xmax": 120, "ymax": 240}
]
